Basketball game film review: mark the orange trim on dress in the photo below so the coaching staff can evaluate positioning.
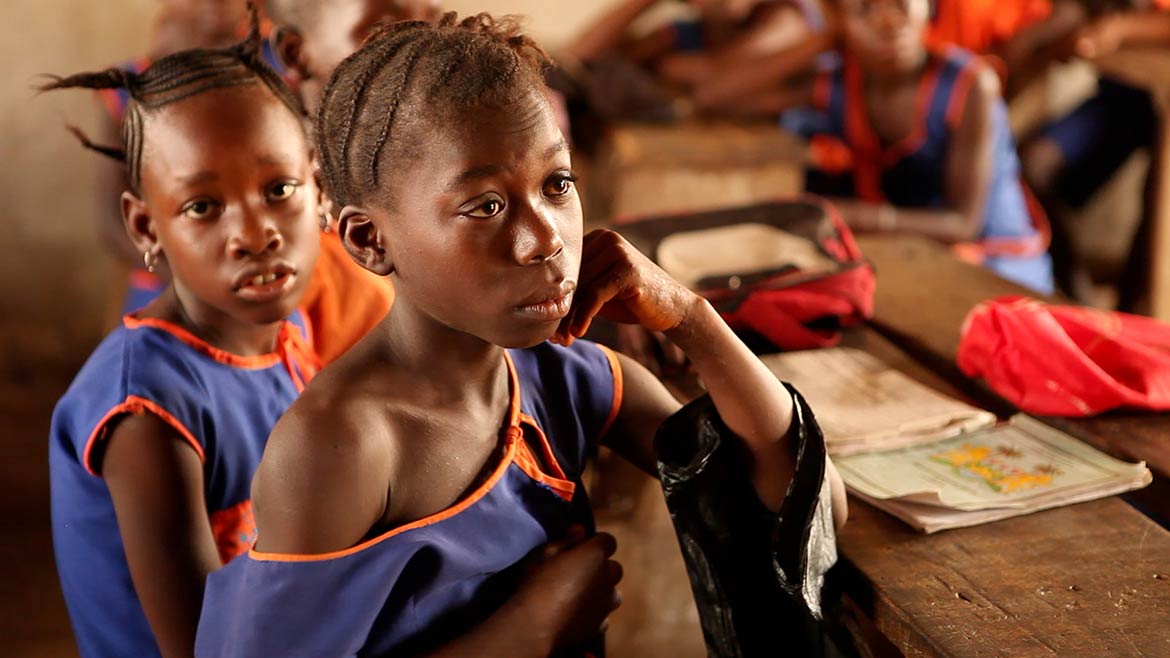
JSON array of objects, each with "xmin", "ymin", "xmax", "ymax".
[
  {"xmin": 123, "ymin": 314, "xmax": 284, "ymax": 369},
  {"xmin": 511, "ymin": 431, "xmax": 576, "ymax": 502},
  {"xmin": 249, "ymin": 351, "xmax": 568, "ymax": 563},
  {"xmin": 595, "ymin": 345, "xmax": 624, "ymax": 444},
  {"xmin": 82, "ymin": 395, "xmax": 205, "ymax": 477}
]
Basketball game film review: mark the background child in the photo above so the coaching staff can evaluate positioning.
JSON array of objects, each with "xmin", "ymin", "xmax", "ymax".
[
  {"xmin": 264, "ymin": 0, "xmax": 443, "ymax": 115},
  {"xmin": 45, "ymin": 20, "xmax": 322, "ymax": 658},
  {"xmin": 568, "ymin": 0, "xmax": 822, "ymax": 92},
  {"xmin": 1012, "ymin": 0, "xmax": 1170, "ymax": 303},
  {"xmin": 695, "ymin": 0, "xmax": 1056, "ymax": 294},
  {"xmin": 94, "ymin": 0, "xmax": 285, "ymax": 316},
  {"xmin": 196, "ymin": 14, "xmax": 846, "ymax": 657}
]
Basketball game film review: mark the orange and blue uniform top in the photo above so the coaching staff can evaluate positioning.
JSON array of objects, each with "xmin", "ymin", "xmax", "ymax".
[
  {"xmin": 195, "ymin": 340, "xmax": 624, "ymax": 658},
  {"xmin": 781, "ymin": 47, "xmax": 1054, "ymax": 293},
  {"xmin": 49, "ymin": 312, "xmax": 318, "ymax": 658}
]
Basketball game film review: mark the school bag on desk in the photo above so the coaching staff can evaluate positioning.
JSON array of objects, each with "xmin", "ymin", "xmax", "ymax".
[{"xmin": 614, "ymin": 199, "xmax": 876, "ymax": 351}]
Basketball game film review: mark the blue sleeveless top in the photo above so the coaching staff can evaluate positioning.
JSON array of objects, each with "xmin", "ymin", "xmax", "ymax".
[
  {"xmin": 195, "ymin": 341, "xmax": 623, "ymax": 658},
  {"xmin": 781, "ymin": 47, "xmax": 1053, "ymax": 293},
  {"xmin": 49, "ymin": 312, "xmax": 318, "ymax": 658}
]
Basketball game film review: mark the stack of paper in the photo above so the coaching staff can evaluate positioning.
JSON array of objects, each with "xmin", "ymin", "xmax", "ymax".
[{"xmin": 761, "ymin": 347, "xmax": 996, "ymax": 456}]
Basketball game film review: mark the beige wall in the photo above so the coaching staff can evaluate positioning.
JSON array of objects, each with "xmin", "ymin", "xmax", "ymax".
[{"xmin": 1, "ymin": 1, "xmax": 643, "ymax": 374}]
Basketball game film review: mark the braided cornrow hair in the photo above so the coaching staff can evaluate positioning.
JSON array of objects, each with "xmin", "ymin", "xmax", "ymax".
[
  {"xmin": 40, "ymin": 1, "xmax": 304, "ymax": 192},
  {"xmin": 316, "ymin": 12, "xmax": 552, "ymax": 209}
]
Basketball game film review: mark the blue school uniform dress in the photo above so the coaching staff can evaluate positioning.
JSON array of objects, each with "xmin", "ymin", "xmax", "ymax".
[
  {"xmin": 781, "ymin": 47, "xmax": 1054, "ymax": 294},
  {"xmin": 195, "ymin": 341, "xmax": 624, "ymax": 658},
  {"xmin": 49, "ymin": 312, "xmax": 318, "ymax": 658}
]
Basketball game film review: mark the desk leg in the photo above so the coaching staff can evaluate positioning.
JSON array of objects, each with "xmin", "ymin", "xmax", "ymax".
[{"xmin": 1149, "ymin": 96, "xmax": 1170, "ymax": 320}]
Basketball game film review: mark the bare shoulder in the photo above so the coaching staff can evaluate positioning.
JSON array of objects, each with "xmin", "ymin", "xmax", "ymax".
[{"xmin": 251, "ymin": 362, "xmax": 398, "ymax": 555}]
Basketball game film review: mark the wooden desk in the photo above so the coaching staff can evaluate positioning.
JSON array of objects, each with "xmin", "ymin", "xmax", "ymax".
[
  {"xmin": 585, "ymin": 120, "xmax": 806, "ymax": 224},
  {"xmin": 1092, "ymin": 49, "xmax": 1170, "ymax": 319}
]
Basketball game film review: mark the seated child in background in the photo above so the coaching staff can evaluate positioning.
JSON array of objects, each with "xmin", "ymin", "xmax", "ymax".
[
  {"xmin": 46, "ymin": 19, "xmax": 322, "ymax": 658},
  {"xmin": 568, "ymin": 0, "xmax": 824, "ymax": 92},
  {"xmin": 95, "ymin": 0, "xmax": 285, "ymax": 315},
  {"xmin": 1012, "ymin": 0, "xmax": 1170, "ymax": 303},
  {"xmin": 195, "ymin": 13, "xmax": 846, "ymax": 658},
  {"xmin": 264, "ymin": 0, "xmax": 442, "ymax": 116},
  {"xmin": 695, "ymin": 0, "xmax": 1056, "ymax": 294}
]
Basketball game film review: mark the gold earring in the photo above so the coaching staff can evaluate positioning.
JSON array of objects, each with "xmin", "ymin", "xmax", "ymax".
[{"xmin": 143, "ymin": 250, "xmax": 157, "ymax": 273}]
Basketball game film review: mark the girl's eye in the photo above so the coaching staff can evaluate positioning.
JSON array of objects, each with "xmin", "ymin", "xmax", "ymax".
[
  {"xmin": 544, "ymin": 172, "xmax": 578, "ymax": 197},
  {"xmin": 465, "ymin": 198, "xmax": 505, "ymax": 219},
  {"xmin": 268, "ymin": 181, "xmax": 300, "ymax": 201},
  {"xmin": 181, "ymin": 200, "xmax": 218, "ymax": 220}
]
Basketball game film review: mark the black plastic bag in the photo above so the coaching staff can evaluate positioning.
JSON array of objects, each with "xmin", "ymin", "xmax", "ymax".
[{"xmin": 654, "ymin": 385, "xmax": 850, "ymax": 658}]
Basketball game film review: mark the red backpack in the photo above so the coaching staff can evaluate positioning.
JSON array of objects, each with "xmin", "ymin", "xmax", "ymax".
[{"xmin": 614, "ymin": 199, "xmax": 876, "ymax": 350}]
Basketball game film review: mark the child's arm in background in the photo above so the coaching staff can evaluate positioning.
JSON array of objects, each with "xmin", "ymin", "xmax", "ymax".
[
  {"xmin": 656, "ymin": 3, "xmax": 816, "ymax": 88},
  {"xmin": 102, "ymin": 415, "xmax": 222, "ymax": 658},
  {"xmin": 1074, "ymin": 5, "xmax": 1170, "ymax": 58},
  {"xmin": 999, "ymin": 0, "xmax": 1090, "ymax": 98},
  {"xmin": 554, "ymin": 230, "xmax": 848, "ymax": 529},
  {"xmin": 831, "ymin": 64, "xmax": 1003, "ymax": 243},
  {"xmin": 566, "ymin": 0, "xmax": 675, "ymax": 63},
  {"xmin": 689, "ymin": 32, "xmax": 832, "ymax": 116}
]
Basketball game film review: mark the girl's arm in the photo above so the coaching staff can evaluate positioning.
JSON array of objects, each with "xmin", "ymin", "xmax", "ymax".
[
  {"xmin": 566, "ymin": 0, "xmax": 668, "ymax": 63},
  {"xmin": 554, "ymin": 230, "xmax": 847, "ymax": 529},
  {"xmin": 690, "ymin": 32, "xmax": 831, "ymax": 114},
  {"xmin": 102, "ymin": 414, "xmax": 222, "ymax": 658},
  {"xmin": 832, "ymin": 64, "xmax": 1001, "ymax": 244},
  {"xmin": 999, "ymin": 0, "xmax": 1089, "ymax": 96},
  {"xmin": 1075, "ymin": 7, "xmax": 1170, "ymax": 58},
  {"xmin": 656, "ymin": 4, "xmax": 815, "ymax": 88}
]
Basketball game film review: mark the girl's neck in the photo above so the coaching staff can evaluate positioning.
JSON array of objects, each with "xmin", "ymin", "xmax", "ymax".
[
  {"xmin": 144, "ymin": 286, "xmax": 285, "ymax": 357},
  {"xmin": 377, "ymin": 296, "xmax": 508, "ymax": 400},
  {"xmin": 862, "ymin": 50, "xmax": 930, "ymax": 89}
]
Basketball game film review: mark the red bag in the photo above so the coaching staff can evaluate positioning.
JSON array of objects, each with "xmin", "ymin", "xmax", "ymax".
[
  {"xmin": 958, "ymin": 296, "xmax": 1170, "ymax": 416},
  {"xmin": 614, "ymin": 199, "xmax": 876, "ymax": 350}
]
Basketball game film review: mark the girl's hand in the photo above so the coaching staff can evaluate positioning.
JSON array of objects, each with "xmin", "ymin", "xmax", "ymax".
[
  {"xmin": 554, "ymin": 229, "xmax": 701, "ymax": 345},
  {"xmin": 509, "ymin": 527, "xmax": 624, "ymax": 650}
]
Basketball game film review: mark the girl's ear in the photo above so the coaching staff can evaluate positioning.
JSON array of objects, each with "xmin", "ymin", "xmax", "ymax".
[
  {"xmin": 121, "ymin": 191, "xmax": 160, "ymax": 259},
  {"xmin": 273, "ymin": 26, "xmax": 309, "ymax": 86},
  {"xmin": 338, "ymin": 206, "xmax": 394, "ymax": 276}
]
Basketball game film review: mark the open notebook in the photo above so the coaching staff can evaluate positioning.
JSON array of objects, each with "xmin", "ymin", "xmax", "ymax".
[{"xmin": 763, "ymin": 347, "xmax": 1151, "ymax": 533}]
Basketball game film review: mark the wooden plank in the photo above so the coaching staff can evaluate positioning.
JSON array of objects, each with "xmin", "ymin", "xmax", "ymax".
[
  {"xmin": 587, "ymin": 120, "xmax": 806, "ymax": 223},
  {"xmin": 839, "ymin": 497, "xmax": 1170, "ymax": 658}
]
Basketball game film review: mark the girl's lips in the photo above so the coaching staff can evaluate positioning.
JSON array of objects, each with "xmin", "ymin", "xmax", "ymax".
[
  {"xmin": 514, "ymin": 290, "xmax": 574, "ymax": 322},
  {"xmin": 235, "ymin": 271, "xmax": 296, "ymax": 303}
]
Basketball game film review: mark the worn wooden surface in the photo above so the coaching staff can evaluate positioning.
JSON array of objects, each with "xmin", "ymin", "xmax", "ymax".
[
  {"xmin": 587, "ymin": 120, "xmax": 806, "ymax": 223},
  {"xmin": 857, "ymin": 234, "xmax": 1170, "ymax": 481},
  {"xmin": 840, "ymin": 497, "xmax": 1170, "ymax": 658}
]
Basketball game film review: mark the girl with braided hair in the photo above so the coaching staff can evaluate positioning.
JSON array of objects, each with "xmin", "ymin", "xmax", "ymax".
[
  {"xmin": 196, "ymin": 13, "xmax": 847, "ymax": 658},
  {"xmin": 46, "ymin": 13, "xmax": 323, "ymax": 658}
]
